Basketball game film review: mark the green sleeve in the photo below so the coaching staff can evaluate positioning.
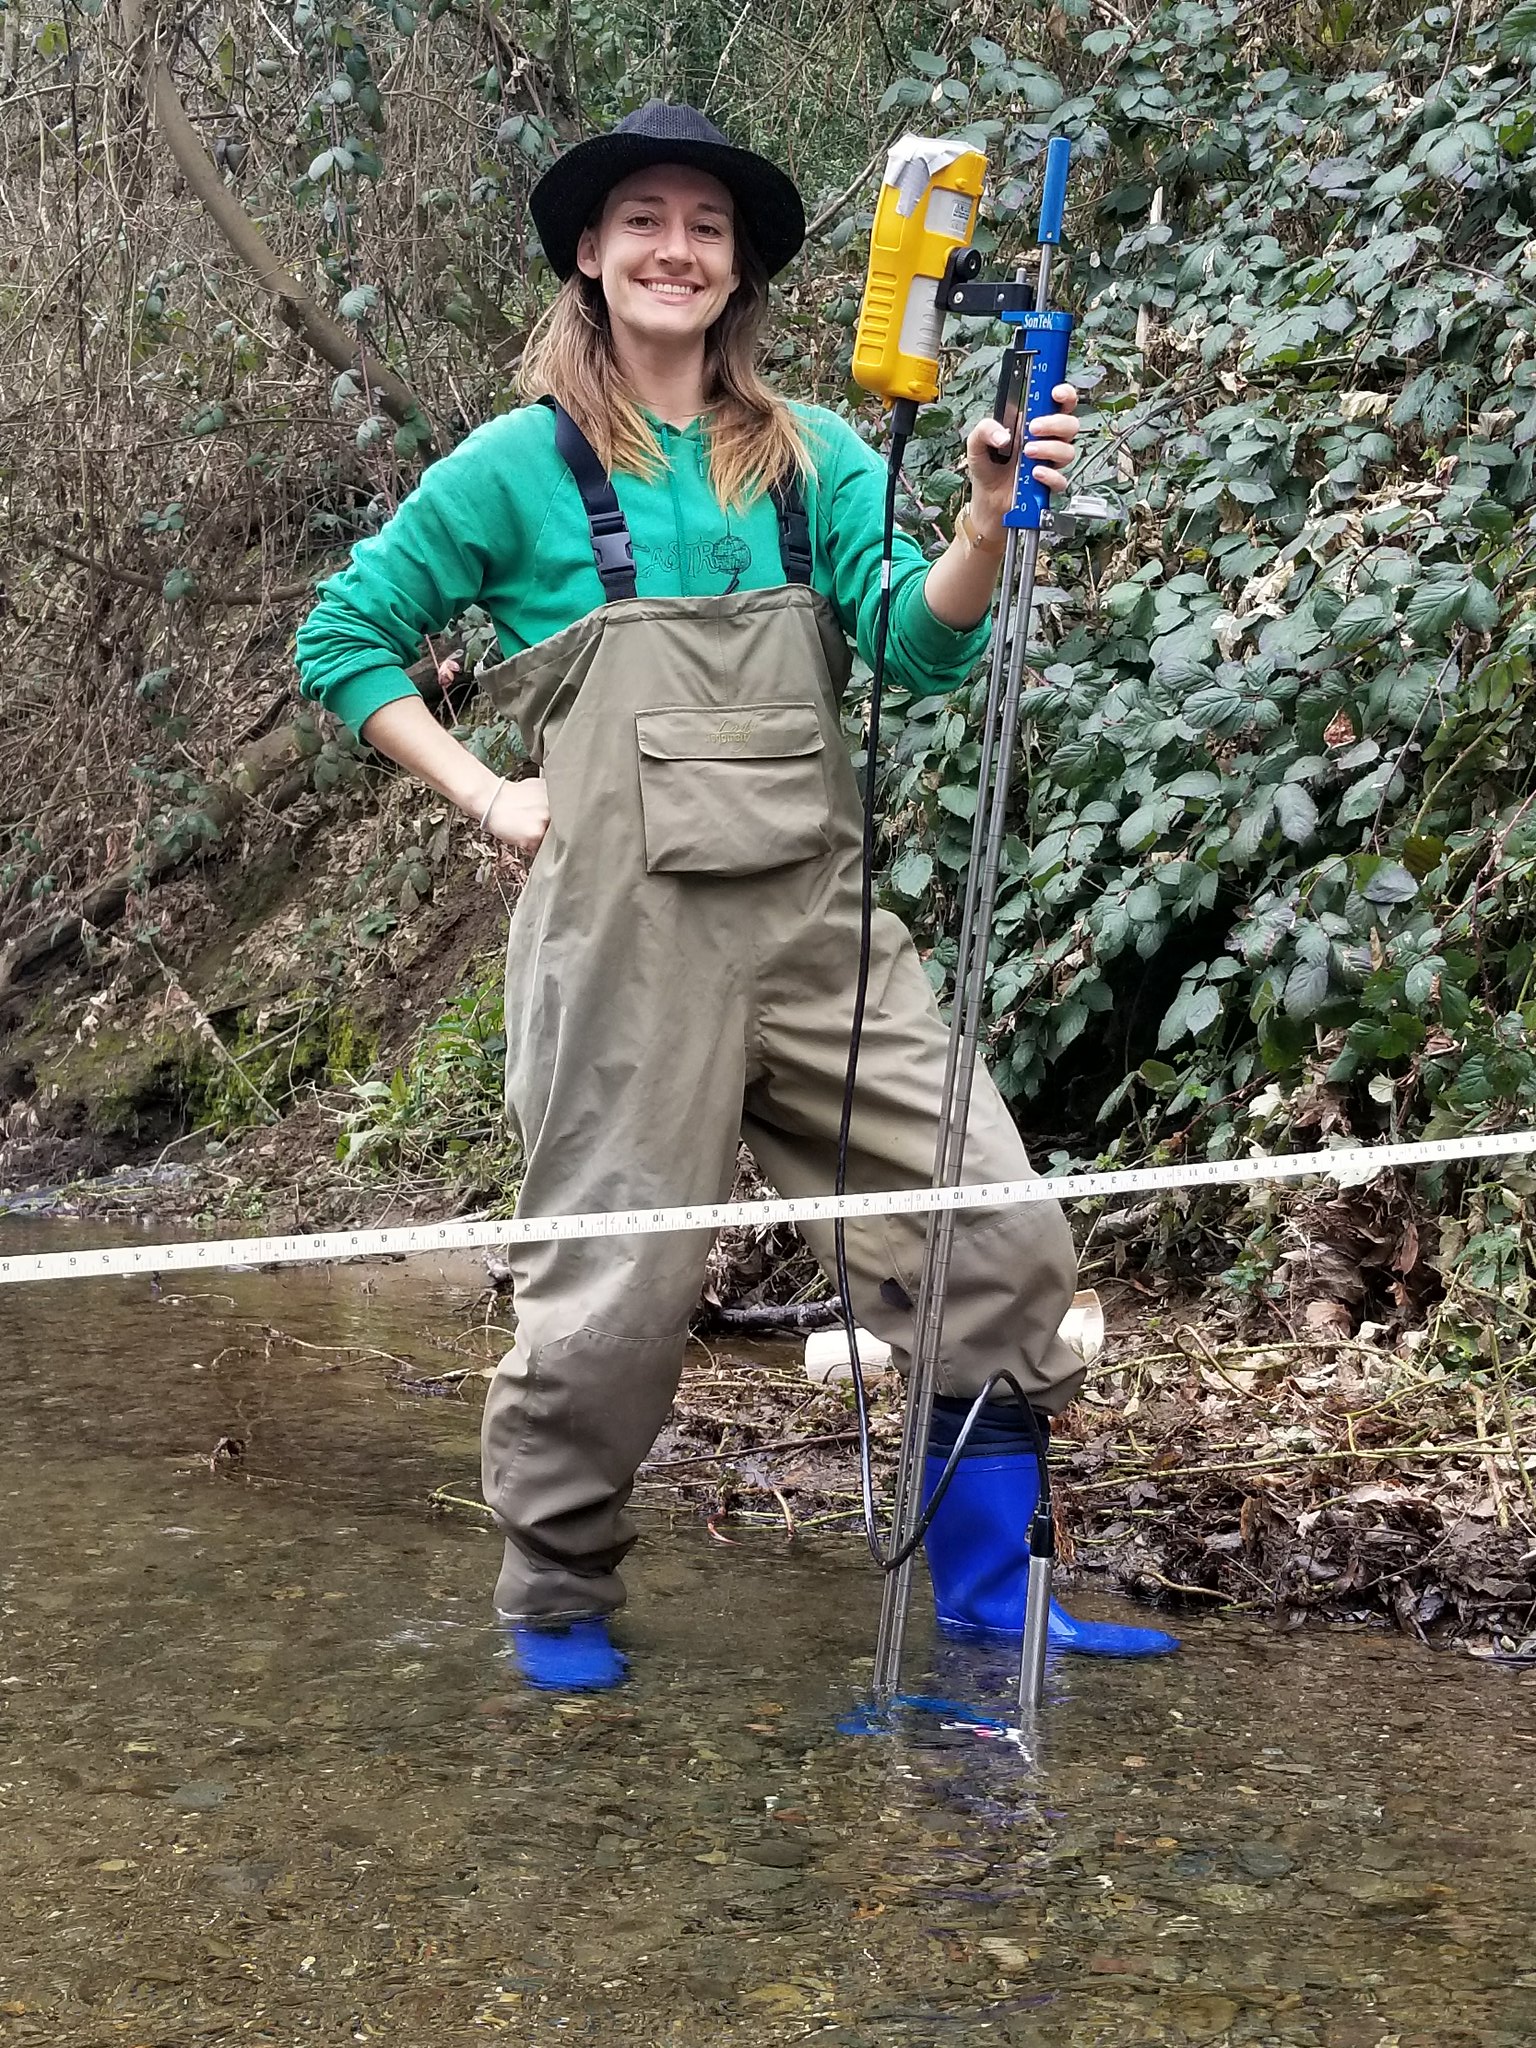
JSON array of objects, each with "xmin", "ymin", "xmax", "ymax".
[
  {"xmin": 294, "ymin": 410, "xmax": 543, "ymax": 737},
  {"xmin": 801, "ymin": 406, "xmax": 991, "ymax": 698}
]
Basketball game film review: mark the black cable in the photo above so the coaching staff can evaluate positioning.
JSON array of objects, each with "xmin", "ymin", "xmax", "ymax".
[
  {"xmin": 894, "ymin": 1368, "xmax": 1051, "ymax": 1563},
  {"xmin": 833, "ymin": 399, "xmax": 910, "ymax": 1568},
  {"xmin": 832, "ymin": 399, "xmax": 1051, "ymax": 1575}
]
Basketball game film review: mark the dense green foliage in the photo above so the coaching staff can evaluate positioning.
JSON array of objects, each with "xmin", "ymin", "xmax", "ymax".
[
  {"xmin": 873, "ymin": 3, "xmax": 1536, "ymax": 1171},
  {"xmin": 337, "ymin": 966, "xmax": 515, "ymax": 1181}
]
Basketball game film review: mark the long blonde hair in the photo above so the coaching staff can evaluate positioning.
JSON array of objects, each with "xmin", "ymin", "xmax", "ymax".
[{"xmin": 517, "ymin": 228, "xmax": 810, "ymax": 511}]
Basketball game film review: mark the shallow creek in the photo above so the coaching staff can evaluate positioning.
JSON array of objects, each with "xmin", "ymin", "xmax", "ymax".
[{"xmin": 0, "ymin": 1221, "xmax": 1532, "ymax": 2047}]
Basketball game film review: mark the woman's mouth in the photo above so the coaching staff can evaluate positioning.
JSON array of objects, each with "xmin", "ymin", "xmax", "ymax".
[{"xmin": 638, "ymin": 279, "xmax": 703, "ymax": 301}]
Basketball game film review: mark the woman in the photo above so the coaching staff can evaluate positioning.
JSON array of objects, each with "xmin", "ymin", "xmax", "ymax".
[{"xmin": 297, "ymin": 102, "xmax": 1176, "ymax": 1689}]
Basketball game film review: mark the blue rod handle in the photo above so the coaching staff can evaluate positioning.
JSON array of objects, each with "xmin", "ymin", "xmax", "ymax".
[
  {"xmin": 1005, "ymin": 312, "xmax": 1074, "ymax": 530},
  {"xmin": 1037, "ymin": 137, "xmax": 1071, "ymax": 247}
]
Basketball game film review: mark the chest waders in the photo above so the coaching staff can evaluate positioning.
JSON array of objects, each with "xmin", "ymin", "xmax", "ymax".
[{"xmin": 477, "ymin": 404, "xmax": 1082, "ymax": 1627}]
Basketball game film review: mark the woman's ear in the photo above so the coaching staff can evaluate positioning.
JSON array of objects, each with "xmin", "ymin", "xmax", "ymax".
[{"xmin": 575, "ymin": 225, "xmax": 601, "ymax": 280}]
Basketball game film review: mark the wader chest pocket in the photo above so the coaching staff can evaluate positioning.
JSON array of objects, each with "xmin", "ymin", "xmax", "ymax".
[{"xmin": 635, "ymin": 703, "xmax": 831, "ymax": 877}]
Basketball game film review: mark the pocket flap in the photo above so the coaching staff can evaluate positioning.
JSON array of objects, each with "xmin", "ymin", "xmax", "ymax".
[{"xmin": 635, "ymin": 703, "xmax": 825, "ymax": 764}]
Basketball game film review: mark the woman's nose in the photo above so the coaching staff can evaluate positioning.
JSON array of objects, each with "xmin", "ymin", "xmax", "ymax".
[{"xmin": 654, "ymin": 216, "xmax": 691, "ymax": 264}]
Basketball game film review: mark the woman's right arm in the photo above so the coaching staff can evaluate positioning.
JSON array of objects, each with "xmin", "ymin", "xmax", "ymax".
[
  {"xmin": 294, "ymin": 413, "xmax": 549, "ymax": 852},
  {"xmin": 359, "ymin": 696, "xmax": 549, "ymax": 852}
]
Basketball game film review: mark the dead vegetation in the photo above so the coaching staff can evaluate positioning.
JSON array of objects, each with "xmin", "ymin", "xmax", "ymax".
[
  {"xmin": 408, "ymin": 1175, "xmax": 1536, "ymax": 1651},
  {"xmin": 1058, "ymin": 1288, "xmax": 1536, "ymax": 1654}
]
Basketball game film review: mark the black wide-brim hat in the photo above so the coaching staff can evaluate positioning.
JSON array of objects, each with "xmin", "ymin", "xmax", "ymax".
[{"xmin": 529, "ymin": 100, "xmax": 806, "ymax": 280}]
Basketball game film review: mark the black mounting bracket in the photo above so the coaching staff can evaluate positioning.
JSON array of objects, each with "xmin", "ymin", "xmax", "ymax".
[{"xmin": 936, "ymin": 246, "xmax": 1034, "ymax": 318}]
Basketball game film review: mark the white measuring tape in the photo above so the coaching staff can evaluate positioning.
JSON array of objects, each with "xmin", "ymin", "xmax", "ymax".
[{"xmin": 1, "ymin": 1127, "xmax": 1532, "ymax": 1289}]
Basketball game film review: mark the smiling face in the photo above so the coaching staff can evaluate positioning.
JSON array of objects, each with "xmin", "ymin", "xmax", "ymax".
[{"xmin": 575, "ymin": 163, "xmax": 740, "ymax": 363}]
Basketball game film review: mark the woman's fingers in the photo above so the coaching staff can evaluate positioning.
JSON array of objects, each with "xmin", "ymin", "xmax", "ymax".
[
  {"xmin": 965, "ymin": 417, "xmax": 1014, "ymax": 470},
  {"xmin": 486, "ymin": 777, "xmax": 551, "ymax": 854},
  {"xmin": 1025, "ymin": 403, "xmax": 1079, "ymax": 484},
  {"xmin": 964, "ymin": 381, "xmax": 1082, "ymax": 502}
]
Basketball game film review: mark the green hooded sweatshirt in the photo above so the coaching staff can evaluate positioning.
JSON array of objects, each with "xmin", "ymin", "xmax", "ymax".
[{"xmin": 294, "ymin": 402, "xmax": 989, "ymax": 736}]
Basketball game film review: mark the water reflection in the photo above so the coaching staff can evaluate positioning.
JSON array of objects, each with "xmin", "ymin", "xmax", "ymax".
[{"xmin": 0, "ymin": 1223, "xmax": 1531, "ymax": 2045}]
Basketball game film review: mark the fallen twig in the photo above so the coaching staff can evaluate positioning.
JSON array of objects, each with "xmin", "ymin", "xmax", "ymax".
[
  {"xmin": 641, "ymin": 1430, "xmax": 859, "ymax": 1472},
  {"xmin": 427, "ymin": 1487, "xmax": 493, "ymax": 1518},
  {"xmin": 1070, "ymin": 1437, "xmax": 1536, "ymax": 1492},
  {"xmin": 1132, "ymin": 1569, "xmax": 1255, "ymax": 1604},
  {"xmin": 695, "ymin": 1300, "xmax": 840, "ymax": 1335}
]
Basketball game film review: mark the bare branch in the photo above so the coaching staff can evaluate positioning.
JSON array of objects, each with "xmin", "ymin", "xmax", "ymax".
[
  {"xmin": 145, "ymin": 51, "xmax": 431, "ymax": 434},
  {"xmin": 46, "ymin": 538, "xmax": 314, "ymax": 607},
  {"xmin": 802, "ymin": 120, "xmax": 904, "ymax": 241}
]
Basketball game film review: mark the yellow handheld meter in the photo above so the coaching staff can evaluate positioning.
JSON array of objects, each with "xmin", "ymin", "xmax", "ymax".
[{"xmin": 851, "ymin": 139, "xmax": 987, "ymax": 408}]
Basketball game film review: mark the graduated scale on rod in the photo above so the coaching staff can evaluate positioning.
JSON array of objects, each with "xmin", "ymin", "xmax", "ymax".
[{"xmin": 845, "ymin": 133, "xmax": 1083, "ymax": 1730}]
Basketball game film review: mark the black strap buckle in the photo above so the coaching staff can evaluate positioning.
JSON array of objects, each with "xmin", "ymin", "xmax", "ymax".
[
  {"xmin": 589, "ymin": 516, "xmax": 636, "ymax": 586},
  {"xmin": 546, "ymin": 398, "xmax": 640, "ymax": 603},
  {"xmin": 546, "ymin": 394, "xmax": 812, "ymax": 599}
]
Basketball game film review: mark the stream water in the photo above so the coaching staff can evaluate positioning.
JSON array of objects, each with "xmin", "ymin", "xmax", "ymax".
[{"xmin": 0, "ymin": 1220, "xmax": 1532, "ymax": 2047}]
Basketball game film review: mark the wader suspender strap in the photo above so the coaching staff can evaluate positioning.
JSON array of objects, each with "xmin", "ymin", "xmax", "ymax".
[
  {"xmin": 770, "ymin": 478, "xmax": 813, "ymax": 587},
  {"xmin": 542, "ymin": 398, "xmax": 812, "ymax": 598},
  {"xmin": 547, "ymin": 400, "xmax": 639, "ymax": 603}
]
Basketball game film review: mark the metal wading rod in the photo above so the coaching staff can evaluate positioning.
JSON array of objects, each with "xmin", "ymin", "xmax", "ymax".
[
  {"xmin": 1018, "ymin": 1547, "xmax": 1054, "ymax": 1713},
  {"xmin": 872, "ymin": 506, "xmax": 1047, "ymax": 1698},
  {"xmin": 891, "ymin": 522, "xmax": 1046, "ymax": 1700},
  {"xmin": 872, "ymin": 524, "xmax": 1022, "ymax": 1700},
  {"xmin": 873, "ymin": 209, "xmax": 1068, "ymax": 1707}
]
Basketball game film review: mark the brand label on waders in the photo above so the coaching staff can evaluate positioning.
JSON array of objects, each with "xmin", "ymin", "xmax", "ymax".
[{"xmin": 712, "ymin": 717, "xmax": 758, "ymax": 748}]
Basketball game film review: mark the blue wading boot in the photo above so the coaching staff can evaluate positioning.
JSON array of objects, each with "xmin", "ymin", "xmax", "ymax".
[
  {"xmin": 924, "ymin": 1397, "xmax": 1179, "ymax": 1658},
  {"xmin": 506, "ymin": 1618, "xmax": 629, "ymax": 1691}
]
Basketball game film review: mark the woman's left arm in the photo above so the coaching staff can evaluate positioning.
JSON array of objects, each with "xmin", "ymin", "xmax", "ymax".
[{"xmin": 923, "ymin": 384, "xmax": 1081, "ymax": 630}]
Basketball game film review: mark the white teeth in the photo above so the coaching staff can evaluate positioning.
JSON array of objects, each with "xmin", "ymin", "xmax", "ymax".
[{"xmin": 641, "ymin": 282, "xmax": 699, "ymax": 298}]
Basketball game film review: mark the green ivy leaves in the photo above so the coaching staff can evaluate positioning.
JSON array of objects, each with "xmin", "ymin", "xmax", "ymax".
[
  {"xmin": 337, "ymin": 284, "xmax": 379, "ymax": 323},
  {"xmin": 1403, "ymin": 572, "xmax": 1501, "ymax": 644},
  {"xmin": 878, "ymin": 3, "xmax": 1536, "ymax": 1157},
  {"xmin": 1501, "ymin": 2, "xmax": 1536, "ymax": 63},
  {"xmin": 888, "ymin": 849, "xmax": 934, "ymax": 899}
]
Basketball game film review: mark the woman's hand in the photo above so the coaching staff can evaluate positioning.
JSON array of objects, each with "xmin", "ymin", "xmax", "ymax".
[
  {"xmin": 923, "ymin": 383, "xmax": 1084, "ymax": 631},
  {"xmin": 962, "ymin": 382, "xmax": 1082, "ymax": 554},
  {"xmin": 484, "ymin": 776, "xmax": 550, "ymax": 855},
  {"xmin": 359, "ymin": 694, "xmax": 551, "ymax": 861}
]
